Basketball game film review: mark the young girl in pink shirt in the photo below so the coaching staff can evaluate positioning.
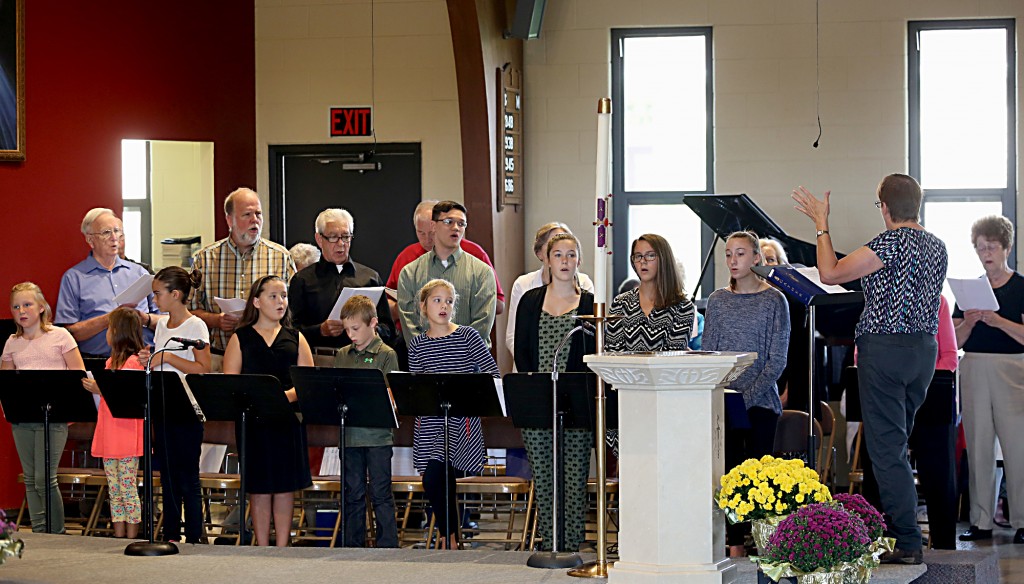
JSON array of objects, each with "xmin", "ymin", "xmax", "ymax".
[
  {"xmin": 81, "ymin": 307, "xmax": 145, "ymax": 538},
  {"xmin": 2, "ymin": 282, "xmax": 86, "ymax": 533}
]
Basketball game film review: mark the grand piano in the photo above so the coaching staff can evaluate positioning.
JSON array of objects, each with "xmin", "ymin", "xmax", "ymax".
[{"xmin": 683, "ymin": 193, "xmax": 864, "ymax": 415}]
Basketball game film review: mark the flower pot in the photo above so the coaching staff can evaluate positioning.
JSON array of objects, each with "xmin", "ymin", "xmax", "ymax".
[
  {"xmin": 795, "ymin": 571, "xmax": 845, "ymax": 583},
  {"xmin": 751, "ymin": 514, "xmax": 790, "ymax": 552},
  {"xmin": 757, "ymin": 569, "xmax": 796, "ymax": 584}
]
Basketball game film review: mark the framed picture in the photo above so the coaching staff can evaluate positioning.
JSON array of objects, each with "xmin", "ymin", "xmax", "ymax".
[{"xmin": 0, "ymin": 0, "xmax": 25, "ymax": 161}]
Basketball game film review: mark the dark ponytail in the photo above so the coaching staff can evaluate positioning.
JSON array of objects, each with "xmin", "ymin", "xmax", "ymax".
[{"xmin": 155, "ymin": 266, "xmax": 203, "ymax": 304}]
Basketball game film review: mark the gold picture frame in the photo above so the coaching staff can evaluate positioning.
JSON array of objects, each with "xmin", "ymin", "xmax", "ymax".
[{"xmin": 0, "ymin": 0, "xmax": 25, "ymax": 161}]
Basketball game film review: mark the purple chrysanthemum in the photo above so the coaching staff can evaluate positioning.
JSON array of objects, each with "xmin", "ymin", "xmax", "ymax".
[
  {"xmin": 763, "ymin": 503, "xmax": 871, "ymax": 572},
  {"xmin": 833, "ymin": 493, "xmax": 886, "ymax": 540}
]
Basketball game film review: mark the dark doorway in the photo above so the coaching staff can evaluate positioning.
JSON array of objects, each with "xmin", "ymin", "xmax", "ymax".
[{"xmin": 268, "ymin": 143, "xmax": 422, "ymax": 279}]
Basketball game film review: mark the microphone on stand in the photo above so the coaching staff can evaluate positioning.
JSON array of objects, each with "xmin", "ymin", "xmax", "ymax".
[
  {"xmin": 574, "ymin": 319, "xmax": 596, "ymax": 335},
  {"xmin": 169, "ymin": 337, "xmax": 208, "ymax": 350}
]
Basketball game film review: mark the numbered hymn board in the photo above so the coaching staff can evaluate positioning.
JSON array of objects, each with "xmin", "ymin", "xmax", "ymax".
[{"xmin": 497, "ymin": 66, "xmax": 523, "ymax": 210}]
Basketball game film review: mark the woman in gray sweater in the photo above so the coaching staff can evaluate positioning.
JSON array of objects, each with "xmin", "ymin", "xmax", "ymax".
[{"xmin": 702, "ymin": 230, "xmax": 790, "ymax": 557}]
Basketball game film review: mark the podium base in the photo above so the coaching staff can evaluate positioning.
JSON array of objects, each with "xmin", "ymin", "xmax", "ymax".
[
  {"xmin": 124, "ymin": 541, "xmax": 179, "ymax": 556},
  {"xmin": 568, "ymin": 559, "xmax": 612, "ymax": 578},
  {"xmin": 528, "ymin": 551, "xmax": 584, "ymax": 569}
]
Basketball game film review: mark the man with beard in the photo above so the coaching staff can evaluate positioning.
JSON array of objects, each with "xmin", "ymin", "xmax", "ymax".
[{"xmin": 190, "ymin": 188, "xmax": 296, "ymax": 364}]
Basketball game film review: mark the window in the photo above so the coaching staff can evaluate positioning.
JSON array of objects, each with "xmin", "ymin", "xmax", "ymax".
[
  {"xmin": 909, "ymin": 20, "xmax": 1016, "ymax": 276},
  {"xmin": 611, "ymin": 28, "xmax": 714, "ymax": 297},
  {"xmin": 121, "ymin": 139, "xmax": 151, "ymax": 265}
]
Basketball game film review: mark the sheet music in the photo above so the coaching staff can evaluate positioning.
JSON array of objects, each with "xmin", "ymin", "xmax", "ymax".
[
  {"xmin": 86, "ymin": 371, "xmax": 100, "ymax": 410},
  {"xmin": 948, "ymin": 276, "xmax": 1000, "ymax": 311},
  {"xmin": 113, "ymin": 274, "xmax": 154, "ymax": 306},
  {"xmin": 327, "ymin": 287, "xmax": 385, "ymax": 321},
  {"xmin": 795, "ymin": 267, "xmax": 847, "ymax": 294},
  {"xmin": 214, "ymin": 297, "xmax": 246, "ymax": 315}
]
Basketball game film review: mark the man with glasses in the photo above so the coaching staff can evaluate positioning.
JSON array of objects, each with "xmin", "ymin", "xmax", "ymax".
[
  {"xmin": 397, "ymin": 201, "xmax": 497, "ymax": 347},
  {"xmin": 288, "ymin": 208, "xmax": 395, "ymax": 358},
  {"xmin": 386, "ymin": 200, "xmax": 505, "ymax": 317},
  {"xmin": 56, "ymin": 207, "xmax": 158, "ymax": 357},
  {"xmin": 190, "ymin": 188, "xmax": 296, "ymax": 362}
]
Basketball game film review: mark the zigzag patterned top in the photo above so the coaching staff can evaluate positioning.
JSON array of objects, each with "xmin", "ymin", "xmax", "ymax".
[
  {"xmin": 605, "ymin": 288, "xmax": 695, "ymax": 352},
  {"xmin": 857, "ymin": 227, "xmax": 948, "ymax": 338}
]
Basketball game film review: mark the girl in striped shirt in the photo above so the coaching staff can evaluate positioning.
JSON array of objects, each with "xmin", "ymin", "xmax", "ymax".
[{"xmin": 407, "ymin": 279, "xmax": 498, "ymax": 549}]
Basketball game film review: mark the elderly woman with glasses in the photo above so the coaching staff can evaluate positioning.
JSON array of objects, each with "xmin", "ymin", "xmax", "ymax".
[
  {"xmin": 55, "ymin": 207, "xmax": 158, "ymax": 358},
  {"xmin": 953, "ymin": 215, "xmax": 1024, "ymax": 546},
  {"xmin": 604, "ymin": 234, "xmax": 695, "ymax": 459}
]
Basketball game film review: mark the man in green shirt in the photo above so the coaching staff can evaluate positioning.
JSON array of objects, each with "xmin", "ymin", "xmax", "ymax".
[
  {"xmin": 333, "ymin": 295, "xmax": 399, "ymax": 547},
  {"xmin": 397, "ymin": 201, "xmax": 497, "ymax": 347}
]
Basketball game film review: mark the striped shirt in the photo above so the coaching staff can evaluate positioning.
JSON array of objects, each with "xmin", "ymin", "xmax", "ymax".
[
  {"xmin": 397, "ymin": 247, "xmax": 496, "ymax": 348},
  {"xmin": 408, "ymin": 326, "xmax": 499, "ymax": 474},
  {"xmin": 190, "ymin": 237, "xmax": 296, "ymax": 350}
]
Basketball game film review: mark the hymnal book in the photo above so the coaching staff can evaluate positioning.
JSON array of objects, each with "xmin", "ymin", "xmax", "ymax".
[{"xmin": 753, "ymin": 266, "xmax": 847, "ymax": 306}]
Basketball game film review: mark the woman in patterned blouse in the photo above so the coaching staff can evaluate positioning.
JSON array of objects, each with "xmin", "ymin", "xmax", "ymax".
[
  {"xmin": 792, "ymin": 174, "xmax": 947, "ymax": 566},
  {"xmin": 604, "ymin": 234, "xmax": 695, "ymax": 458}
]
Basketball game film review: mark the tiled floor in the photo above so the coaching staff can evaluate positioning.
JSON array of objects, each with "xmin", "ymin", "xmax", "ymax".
[{"xmin": 954, "ymin": 522, "xmax": 1024, "ymax": 583}]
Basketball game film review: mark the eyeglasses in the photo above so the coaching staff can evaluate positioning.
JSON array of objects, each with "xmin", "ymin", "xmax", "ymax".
[
  {"xmin": 975, "ymin": 243, "xmax": 1003, "ymax": 253},
  {"xmin": 873, "ymin": 201, "xmax": 882, "ymax": 209},
  {"xmin": 89, "ymin": 228, "xmax": 125, "ymax": 240},
  {"xmin": 631, "ymin": 252, "xmax": 658, "ymax": 263},
  {"xmin": 437, "ymin": 218, "xmax": 468, "ymax": 228},
  {"xmin": 320, "ymin": 233, "xmax": 354, "ymax": 244}
]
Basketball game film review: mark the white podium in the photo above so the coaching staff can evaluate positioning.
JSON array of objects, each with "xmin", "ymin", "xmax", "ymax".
[{"xmin": 585, "ymin": 351, "xmax": 756, "ymax": 584}]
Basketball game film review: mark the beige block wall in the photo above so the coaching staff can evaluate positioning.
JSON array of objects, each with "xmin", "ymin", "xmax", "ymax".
[
  {"xmin": 525, "ymin": 0, "xmax": 1024, "ymax": 287},
  {"xmin": 254, "ymin": 0, "xmax": 463, "ymax": 211}
]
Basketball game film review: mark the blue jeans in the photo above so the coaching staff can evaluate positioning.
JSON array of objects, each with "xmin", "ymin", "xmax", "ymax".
[{"xmin": 857, "ymin": 332, "xmax": 936, "ymax": 552}]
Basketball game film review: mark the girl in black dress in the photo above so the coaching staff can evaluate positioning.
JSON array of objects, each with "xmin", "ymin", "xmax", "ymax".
[{"xmin": 223, "ymin": 276, "xmax": 314, "ymax": 546}]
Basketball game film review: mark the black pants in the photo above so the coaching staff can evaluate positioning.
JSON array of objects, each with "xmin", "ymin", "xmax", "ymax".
[
  {"xmin": 153, "ymin": 420, "xmax": 204, "ymax": 543},
  {"xmin": 861, "ymin": 420, "xmax": 957, "ymax": 549},
  {"xmin": 343, "ymin": 446, "xmax": 398, "ymax": 547},
  {"xmin": 725, "ymin": 406, "xmax": 780, "ymax": 546},
  {"xmin": 422, "ymin": 460, "xmax": 471, "ymax": 540}
]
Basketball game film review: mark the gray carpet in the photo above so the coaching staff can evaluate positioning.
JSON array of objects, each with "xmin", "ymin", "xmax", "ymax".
[{"xmin": 0, "ymin": 533, "xmax": 933, "ymax": 583}]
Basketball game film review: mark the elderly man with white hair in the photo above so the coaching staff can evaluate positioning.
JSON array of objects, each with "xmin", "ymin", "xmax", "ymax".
[
  {"xmin": 190, "ymin": 187, "xmax": 296, "ymax": 356},
  {"xmin": 288, "ymin": 208, "xmax": 395, "ymax": 355},
  {"xmin": 55, "ymin": 207, "xmax": 157, "ymax": 357}
]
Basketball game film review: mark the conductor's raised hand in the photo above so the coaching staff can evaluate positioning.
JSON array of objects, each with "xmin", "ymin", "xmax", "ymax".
[{"xmin": 792, "ymin": 186, "xmax": 831, "ymax": 228}]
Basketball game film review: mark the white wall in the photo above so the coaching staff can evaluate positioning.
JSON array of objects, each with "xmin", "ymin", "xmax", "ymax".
[
  {"xmin": 525, "ymin": 0, "xmax": 1024, "ymax": 287},
  {"xmin": 149, "ymin": 141, "xmax": 216, "ymax": 270},
  {"xmin": 254, "ymin": 0, "xmax": 463, "ymax": 210}
]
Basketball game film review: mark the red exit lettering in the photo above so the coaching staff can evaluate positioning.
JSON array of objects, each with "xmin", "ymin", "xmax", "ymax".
[{"xmin": 330, "ymin": 107, "xmax": 373, "ymax": 137}]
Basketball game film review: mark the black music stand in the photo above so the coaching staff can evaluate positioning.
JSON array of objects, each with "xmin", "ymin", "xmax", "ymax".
[
  {"xmin": 0, "ymin": 370, "xmax": 93, "ymax": 534},
  {"xmin": 753, "ymin": 265, "xmax": 864, "ymax": 471},
  {"xmin": 504, "ymin": 372, "xmax": 600, "ymax": 567},
  {"xmin": 95, "ymin": 368, "xmax": 198, "ymax": 555},
  {"xmin": 386, "ymin": 372, "xmax": 503, "ymax": 548},
  {"xmin": 186, "ymin": 374, "xmax": 295, "ymax": 546},
  {"xmin": 291, "ymin": 366, "xmax": 398, "ymax": 547}
]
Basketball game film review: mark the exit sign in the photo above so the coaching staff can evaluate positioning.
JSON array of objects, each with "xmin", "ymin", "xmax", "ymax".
[{"xmin": 329, "ymin": 107, "xmax": 373, "ymax": 137}]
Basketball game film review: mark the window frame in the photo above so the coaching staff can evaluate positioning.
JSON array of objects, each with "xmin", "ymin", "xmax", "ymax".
[
  {"xmin": 610, "ymin": 26, "xmax": 715, "ymax": 299},
  {"xmin": 908, "ymin": 19, "xmax": 1017, "ymax": 268}
]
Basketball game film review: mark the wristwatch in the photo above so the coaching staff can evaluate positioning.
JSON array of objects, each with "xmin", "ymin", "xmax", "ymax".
[{"xmin": 816, "ymin": 229, "xmax": 829, "ymax": 237}]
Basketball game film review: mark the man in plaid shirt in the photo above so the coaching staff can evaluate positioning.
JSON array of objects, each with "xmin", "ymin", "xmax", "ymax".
[{"xmin": 190, "ymin": 187, "xmax": 296, "ymax": 359}]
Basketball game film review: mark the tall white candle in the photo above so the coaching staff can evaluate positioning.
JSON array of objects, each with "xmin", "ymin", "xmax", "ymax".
[{"xmin": 594, "ymin": 98, "xmax": 612, "ymax": 304}]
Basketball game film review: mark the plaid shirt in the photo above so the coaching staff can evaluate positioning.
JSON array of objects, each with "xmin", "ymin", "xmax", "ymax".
[{"xmin": 190, "ymin": 237, "xmax": 296, "ymax": 350}]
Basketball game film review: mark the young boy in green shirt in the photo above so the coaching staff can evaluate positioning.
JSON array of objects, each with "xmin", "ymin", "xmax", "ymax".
[{"xmin": 333, "ymin": 294, "xmax": 399, "ymax": 547}]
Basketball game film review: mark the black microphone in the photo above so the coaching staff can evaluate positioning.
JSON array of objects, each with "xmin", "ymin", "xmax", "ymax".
[
  {"xmin": 575, "ymin": 319, "xmax": 596, "ymax": 335},
  {"xmin": 170, "ymin": 337, "xmax": 208, "ymax": 350}
]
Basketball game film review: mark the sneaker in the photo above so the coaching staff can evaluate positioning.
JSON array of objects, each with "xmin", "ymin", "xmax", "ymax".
[{"xmin": 880, "ymin": 547, "xmax": 922, "ymax": 565}]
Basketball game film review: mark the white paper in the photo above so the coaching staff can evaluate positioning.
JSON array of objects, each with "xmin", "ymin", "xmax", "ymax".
[
  {"xmin": 384, "ymin": 287, "xmax": 398, "ymax": 300},
  {"xmin": 327, "ymin": 287, "xmax": 385, "ymax": 321},
  {"xmin": 795, "ymin": 267, "xmax": 848, "ymax": 294},
  {"xmin": 113, "ymin": 274, "xmax": 154, "ymax": 306},
  {"xmin": 493, "ymin": 377, "xmax": 506, "ymax": 417},
  {"xmin": 214, "ymin": 296, "xmax": 247, "ymax": 315},
  {"xmin": 948, "ymin": 276, "xmax": 1000, "ymax": 311}
]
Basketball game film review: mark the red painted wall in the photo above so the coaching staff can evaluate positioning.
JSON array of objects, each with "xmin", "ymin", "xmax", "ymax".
[{"xmin": 0, "ymin": 1, "xmax": 256, "ymax": 508}]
